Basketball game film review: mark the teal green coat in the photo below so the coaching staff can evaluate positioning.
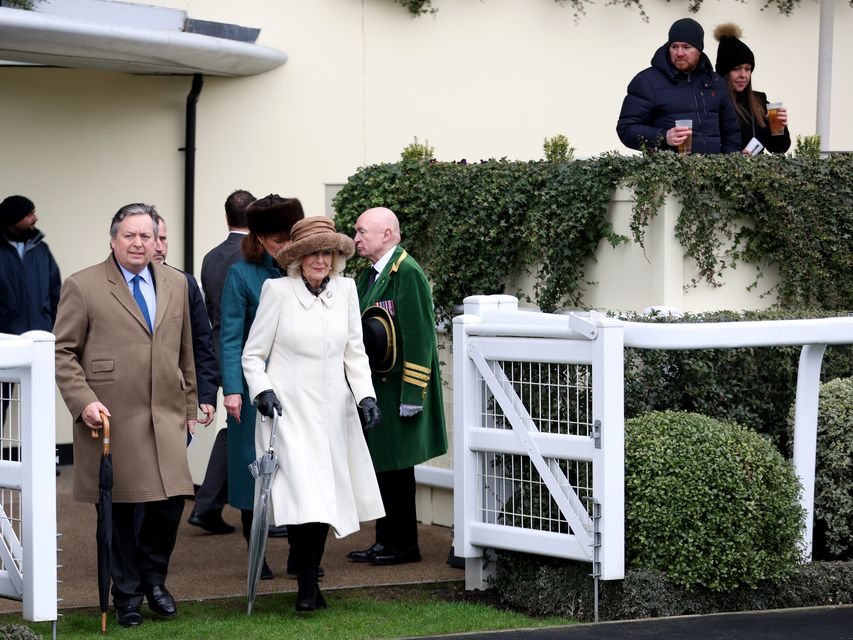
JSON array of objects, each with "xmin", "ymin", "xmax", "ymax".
[
  {"xmin": 220, "ymin": 254, "xmax": 283, "ymax": 509},
  {"xmin": 356, "ymin": 246, "xmax": 447, "ymax": 473}
]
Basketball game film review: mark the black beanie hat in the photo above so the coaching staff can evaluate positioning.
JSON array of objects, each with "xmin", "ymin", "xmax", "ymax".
[
  {"xmin": 245, "ymin": 194, "xmax": 305, "ymax": 236},
  {"xmin": 0, "ymin": 195, "xmax": 35, "ymax": 228},
  {"xmin": 714, "ymin": 23, "xmax": 755, "ymax": 77},
  {"xmin": 668, "ymin": 17, "xmax": 704, "ymax": 52}
]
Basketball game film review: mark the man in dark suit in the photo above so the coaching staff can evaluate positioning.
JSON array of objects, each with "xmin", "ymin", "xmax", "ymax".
[
  {"xmin": 152, "ymin": 214, "xmax": 217, "ymax": 430},
  {"xmin": 187, "ymin": 190, "xmax": 254, "ymax": 534},
  {"xmin": 55, "ymin": 203, "xmax": 200, "ymax": 627}
]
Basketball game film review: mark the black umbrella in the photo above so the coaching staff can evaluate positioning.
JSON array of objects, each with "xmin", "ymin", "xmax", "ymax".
[{"xmin": 93, "ymin": 412, "xmax": 112, "ymax": 633}]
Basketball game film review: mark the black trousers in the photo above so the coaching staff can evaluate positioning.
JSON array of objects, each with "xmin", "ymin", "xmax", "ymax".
[
  {"xmin": 375, "ymin": 466, "xmax": 418, "ymax": 551},
  {"xmin": 192, "ymin": 428, "xmax": 228, "ymax": 516},
  {"xmin": 287, "ymin": 522, "xmax": 329, "ymax": 574},
  {"xmin": 104, "ymin": 496, "xmax": 185, "ymax": 608}
]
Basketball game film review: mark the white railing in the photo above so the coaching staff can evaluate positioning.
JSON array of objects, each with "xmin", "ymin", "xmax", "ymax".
[
  {"xmin": 0, "ymin": 331, "xmax": 57, "ymax": 623},
  {"xmin": 452, "ymin": 297, "xmax": 853, "ymax": 592},
  {"xmin": 622, "ymin": 315, "xmax": 853, "ymax": 559},
  {"xmin": 453, "ymin": 296, "xmax": 625, "ymax": 593}
]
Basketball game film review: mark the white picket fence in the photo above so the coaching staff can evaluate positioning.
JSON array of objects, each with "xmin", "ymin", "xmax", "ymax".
[
  {"xmin": 0, "ymin": 331, "xmax": 58, "ymax": 623},
  {"xmin": 453, "ymin": 295, "xmax": 853, "ymax": 596}
]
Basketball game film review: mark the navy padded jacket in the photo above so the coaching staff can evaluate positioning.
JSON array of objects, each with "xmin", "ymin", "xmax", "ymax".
[{"xmin": 617, "ymin": 44, "xmax": 741, "ymax": 154}]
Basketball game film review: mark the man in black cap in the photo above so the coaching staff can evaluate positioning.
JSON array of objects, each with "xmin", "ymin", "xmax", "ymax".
[
  {"xmin": 616, "ymin": 17, "xmax": 741, "ymax": 154},
  {"xmin": 0, "ymin": 195, "xmax": 61, "ymax": 423}
]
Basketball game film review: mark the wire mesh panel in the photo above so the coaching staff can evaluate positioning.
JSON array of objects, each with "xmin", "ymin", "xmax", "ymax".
[{"xmin": 477, "ymin": 360, "xmax": 594, "ymax": 536}]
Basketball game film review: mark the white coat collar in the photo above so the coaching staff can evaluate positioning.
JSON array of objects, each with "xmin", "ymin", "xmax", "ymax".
[{"xmin": 292, "ymin": 274, "xmax": 338, "ymax": 309}]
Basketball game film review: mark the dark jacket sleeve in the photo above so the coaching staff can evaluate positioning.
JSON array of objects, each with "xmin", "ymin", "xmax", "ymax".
[
  {"xmin": 617, "ymin": 71, "xmax": 669, "ymax": 152},
  {"xmin": 185, "ymin": 272, "xmax": 219, "ymax": 405}
]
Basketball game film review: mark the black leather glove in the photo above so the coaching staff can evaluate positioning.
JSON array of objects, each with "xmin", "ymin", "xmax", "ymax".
[
  {"xmin": 359, "ymin": 397, "xmax": 381, "ymax": 432},
  {"xmin": 253, "ymin": 389, "xmax": 282, "ymax": 419}
]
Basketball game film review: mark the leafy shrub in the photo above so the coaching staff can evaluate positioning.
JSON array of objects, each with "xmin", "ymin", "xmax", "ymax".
[
  {"xmin": 788, "ymin": 377, "xmax": 853, "ymax": 559},
  {"xmin": 625, "ymin": 411, "xmax": 804, "ymax": 591},
  {"xmin": 623, "ymin": 309, "xmax": 853, "ymax": 453},
  {"xmin": 543, "ymin": 134, "xmax": 574, "ymax": 162},
  {"xmin": 0, "ymin": 624, "xmax": 42, "ymax": 640},
  {"xmin": 491, "ymin": 554, "xmax": 853, "ymax": 621},
  {"xmin": 400, "ymin": 136, "xmax": 434, "ymax": 163}
]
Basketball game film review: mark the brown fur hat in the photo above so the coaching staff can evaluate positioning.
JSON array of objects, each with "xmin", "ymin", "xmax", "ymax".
[
  {"xmin": 276, "ymin": 216, "xmax": 355, "ymax": 271},
  {"xmin": 245, "ymin": 194, "xmax": 304, "ymax": 236}
]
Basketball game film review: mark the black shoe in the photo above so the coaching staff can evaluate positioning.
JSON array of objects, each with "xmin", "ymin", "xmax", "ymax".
[
  {"xmin": 370, "ymin": 545, "xmax": 422, "ymax": 566},
  {"xmin": 268, "ymin": 524, "xmax": 288, "ymax": 538},
  {"xmin": 188, "ymin": 511, "xmax": 236, "ymax": 535},
  {"xmin": 261, "ymin": 559, "xmax": 273, "ymax": 581},
  {"xmin": 346, "ymin": 543, "xmax": 385, "ymax": 563},
  {"xmin": 115, "ymin": 605, "xmax": 143, "ymax": 628},
  {"xmin": 295, "ymin": 568, "xmax": 318, "ymax": 612},
  {"xmin": 315, "ymin": 584, "xmax": 327, "ymax": 610},
  {"xmin": 144, "ymin": 585, "xmax": 177, "ymax": 618}
]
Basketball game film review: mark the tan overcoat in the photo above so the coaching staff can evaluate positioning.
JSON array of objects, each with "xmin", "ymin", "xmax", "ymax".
[{"xmin": 55, "ymin": 255, "xmax": 197, "ymax": 503}]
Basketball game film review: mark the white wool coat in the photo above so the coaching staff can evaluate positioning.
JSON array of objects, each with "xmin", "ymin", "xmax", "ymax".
[{"xmin": 241, "ymin": 275, "xmax": 384, "ymax": 538}]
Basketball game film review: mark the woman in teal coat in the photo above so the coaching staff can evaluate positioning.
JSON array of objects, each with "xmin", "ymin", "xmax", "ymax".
[{"xmin": 220, "ymin": 195, "xmax": 304, "ymax": 575}]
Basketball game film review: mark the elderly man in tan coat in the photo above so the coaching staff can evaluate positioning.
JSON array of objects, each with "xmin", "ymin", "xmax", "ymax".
[{"xmin": 54, "ymin": 203, "xmax": 198, "ymax": 628}]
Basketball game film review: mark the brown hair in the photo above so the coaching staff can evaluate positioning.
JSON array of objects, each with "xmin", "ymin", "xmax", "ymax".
[
  {"xmin": 726, "ymin": 77, "xmax": 766, "ymax": 128},
  {"xmin": 241, "ymin": 229, "xmax": 293, "ymax": 264}
]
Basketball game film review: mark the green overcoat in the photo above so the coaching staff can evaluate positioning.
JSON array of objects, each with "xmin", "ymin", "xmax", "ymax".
[{"xmin": 356, "ymin": 246, "xmax": 448, "ymax": 473}]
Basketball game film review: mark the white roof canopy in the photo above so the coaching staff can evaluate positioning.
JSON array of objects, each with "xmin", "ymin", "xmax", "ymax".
[{"xmin": 0, "ymin": 2, "xmax": 286, "ymax": 76}]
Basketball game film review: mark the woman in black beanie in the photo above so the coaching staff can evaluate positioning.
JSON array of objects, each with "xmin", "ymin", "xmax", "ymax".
[{"xmin": 714, "ymin": 23, "xmax": 791, "ymax": 155}]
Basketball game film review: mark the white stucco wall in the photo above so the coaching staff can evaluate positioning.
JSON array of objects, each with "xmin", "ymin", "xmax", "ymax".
[{"xmin": 3, "ymin": 0, "xmax": 850, "ymax": 461}]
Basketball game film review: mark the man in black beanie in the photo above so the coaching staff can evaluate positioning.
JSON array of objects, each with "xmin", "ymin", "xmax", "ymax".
[
  {"xmin": 0, "ymin": 195, "xmax": 61, "ymax": 423},
  {"xmin": 616, "ymin": 17, "xmax": 740, "ymax": 154}
]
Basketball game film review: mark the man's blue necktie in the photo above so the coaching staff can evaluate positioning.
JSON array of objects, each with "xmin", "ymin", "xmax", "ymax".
[{"xmin": 131, "ymin": 275, "xmax": 153, "ymax": 333}]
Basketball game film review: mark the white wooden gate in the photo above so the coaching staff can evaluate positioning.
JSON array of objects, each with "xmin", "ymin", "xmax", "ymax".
[
  {"xmin": 453, "ymin": 295, "xmax": 625, "ymax": 591},
  {"xmin": 0, "ymin": 331, "xmax": 58, "ymax": 623}
]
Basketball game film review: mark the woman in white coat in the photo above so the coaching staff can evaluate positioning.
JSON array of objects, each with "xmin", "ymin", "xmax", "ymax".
[{"xmin": 241, "ymin": 216, "xmax": 384, "ymax": 612}]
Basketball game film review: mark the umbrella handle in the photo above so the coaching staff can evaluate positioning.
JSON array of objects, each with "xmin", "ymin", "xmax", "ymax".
[{"xmin": 91, "ymin": 412, "xmax": 110, "ymax": 455}]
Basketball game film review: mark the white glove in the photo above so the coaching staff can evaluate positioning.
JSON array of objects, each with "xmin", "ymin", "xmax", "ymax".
[{"xmin": 400, "ymin": 404, "xmax": 423, "ymax": 418}]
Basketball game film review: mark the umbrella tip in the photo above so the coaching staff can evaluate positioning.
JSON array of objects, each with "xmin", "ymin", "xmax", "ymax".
[{"xmin": 101, "ymin": 611, "xmax": 107, "ymax": 633}]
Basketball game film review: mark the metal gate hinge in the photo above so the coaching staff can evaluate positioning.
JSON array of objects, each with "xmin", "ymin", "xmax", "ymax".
[{"xmin": 589, "ymin": 419, "xmax": 601, "ymax": 449}]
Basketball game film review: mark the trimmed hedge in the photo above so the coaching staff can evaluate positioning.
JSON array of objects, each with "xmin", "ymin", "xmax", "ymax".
[
  {"xmin": 625, "ymin": 411, "xmax": 803, "ymax": 591},
  {"xmin": 789, "ymin": 377, "xmax": 853, "ymax": 560},
  {"xmin": 623, "ymin": 309, "xmax": 853, "ymax": 454},
  {"xmin": 491, "ymin": 554, "xmax": 853, "ymax": 622}
]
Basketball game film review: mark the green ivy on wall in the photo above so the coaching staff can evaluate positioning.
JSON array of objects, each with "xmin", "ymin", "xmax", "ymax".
[{"xmin": 333, "ymin": 153, "xmax": 853, "ymax": 320}]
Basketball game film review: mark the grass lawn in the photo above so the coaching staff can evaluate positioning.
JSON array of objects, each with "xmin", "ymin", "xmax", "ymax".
[{"xmin": 1, "ymin": 582, "xmax": 575, "ymax": 639}]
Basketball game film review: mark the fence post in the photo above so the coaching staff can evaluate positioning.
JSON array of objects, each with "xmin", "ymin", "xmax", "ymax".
[
  {"xmin": 591, "ymin": 316, "xmax": 625, "ymax": 580},
  {"xmin": 20, "ymin": 331, "xmax": 57, "ymax": 622},
  {"xmin": 792, "ymin": 343, "xmax": 827, "ymax": 560}
]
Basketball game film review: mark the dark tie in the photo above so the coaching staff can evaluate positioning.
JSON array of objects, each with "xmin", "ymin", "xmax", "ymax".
[
  {"xmin": 367, "ymin": 267, "xmax": 379, "ymax": 289},
  {"xmin": 132, "ymin": 275, "xmax": 153, "ymax": 332}
]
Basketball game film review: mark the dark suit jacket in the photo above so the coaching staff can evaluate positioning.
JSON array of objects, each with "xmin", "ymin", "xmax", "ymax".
[
  {"xmin": 200, "ymin": 232, "xmax": 245, "ymax": 366},
  {"xmin": 174, "ymin": 266, "xmax": 218, "ymax": 405}
]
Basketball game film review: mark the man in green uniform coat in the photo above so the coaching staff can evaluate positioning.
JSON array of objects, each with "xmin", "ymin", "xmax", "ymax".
[{"xmin": 347, "ymin": 207, "xmax": 448, "ymax": 565}]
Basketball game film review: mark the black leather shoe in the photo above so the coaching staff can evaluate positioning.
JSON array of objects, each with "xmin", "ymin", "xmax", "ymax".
[
  {"xmin": 188, "ymin": 511, "xmax": 236, "ymax": 535},
  {"xmin": 346, "ymin": 543, "xmax": 385, "ymax": 563},
  {"xmin": 115, "ymin": 605, "xmax": 143, "ymax": 628},
  {"xmin": 370, "ymin": 545, "xmax": 422, "ymax": 566},
  {"xmin": 268, "ymin": 524, "xmax": 288, "ymax": 538},
  {"xmin": 144, "ymin": 585, "xmax": 177, "ymax": 618}
]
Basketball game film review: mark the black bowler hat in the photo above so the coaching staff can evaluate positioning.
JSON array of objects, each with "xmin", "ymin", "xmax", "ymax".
[{"xmin": 362, "ymin": 305, "xmax": 397, "ymax": 373}]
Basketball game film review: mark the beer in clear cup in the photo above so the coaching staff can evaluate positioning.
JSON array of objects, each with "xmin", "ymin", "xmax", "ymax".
[
  {"xmin": 675, "ymin": 119, "xmax": 693, "ymax": 154},
  {"xmin": 767, "ymin": 102, "xmax": 784, "ymax": 136}
]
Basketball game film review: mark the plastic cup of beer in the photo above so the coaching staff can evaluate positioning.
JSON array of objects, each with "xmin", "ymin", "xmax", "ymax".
[
  {"xmin": 767, "ymin": 102, "xmax": 784, "ymax": 136},
  {"xmin": 675, "ymin": 119, "xmax": 693, "ymax": 154}
]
